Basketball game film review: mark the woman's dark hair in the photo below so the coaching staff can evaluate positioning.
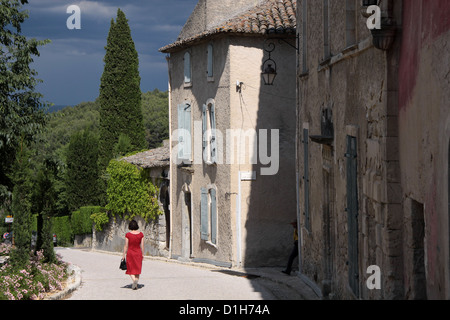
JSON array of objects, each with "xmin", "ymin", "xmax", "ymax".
[{"xmin": 128, "ymin": 220, "xmax": 139, "ymax": 231}]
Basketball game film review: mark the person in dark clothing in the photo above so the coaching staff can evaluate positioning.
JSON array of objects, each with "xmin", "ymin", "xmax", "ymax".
[{"xmin": 282, "ymin": 220, "xmax": 298, "ymax": 276}]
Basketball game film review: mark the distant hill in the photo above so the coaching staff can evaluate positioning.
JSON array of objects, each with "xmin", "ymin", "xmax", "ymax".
[
  {"xmin": 37, "ymin": 90, "xmax": 169, "ymax": 160},
  {"xmin": 46, "ymin": 104, "xmax": 72, "ymax": 113}
]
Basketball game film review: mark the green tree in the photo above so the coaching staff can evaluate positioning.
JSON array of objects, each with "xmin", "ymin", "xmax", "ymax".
[
  {"xmin": 65, "ymin": 130, "xmax": 101, "ymax": 212},
  {"xmin": 9, "ymin": 144, "xmax": 33, "ymax": 268},
  {"xmin": 98, "ymin": 8, "xmax": 146, "ymax": 170},
  {"xmin": 31, "ymin": 161, "xmax": 58, "ymax": 263},
  {"xmin": 0, "ymin": 0, "xmax": 49, "ymax": 205}
]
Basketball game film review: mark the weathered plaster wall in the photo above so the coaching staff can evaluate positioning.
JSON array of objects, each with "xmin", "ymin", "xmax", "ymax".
[
  {"xmin": 399, "ymin": 0, "xmax": 450, "ymax": 299},
  {"xmin": 297, "ymin": 0, "xmax": 404, "ymax": 299},
  {"xmin": 168, "ymin": 37, "xmax": 234, "ymax": 267},
  {"xmin": 228, "ymin": 36, "xmax": 297, "ymax": 268}
]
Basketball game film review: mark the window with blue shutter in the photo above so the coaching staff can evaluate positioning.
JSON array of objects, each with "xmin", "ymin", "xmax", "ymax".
[
  {"xmin": 200, "ymin": 186, "xmax": 218, "ymax": 245},
  {"xmin": 210, "ymin": 103, "xmax": 216, "ymax": 163},
  {"xmin": 184, "ymin": 52, "xmax": 191, "ymax": 84},
  {"xmin": 201, "ymin": 187, "xmax": 209, "ymax": 241},
  {"xmin": 210, "ymin": 188, "xmax": 217, "ymax": 245},
  {"xmin": 207, "ymin": 43, "xmax": 213, "ymax": 78},
  {"xmin": 178, "ymin": 102, "xmax": 192, "ymax": 162},
  {"xmin": 202, "ymin": 101, "xmax": 217, "ymax": 164}
]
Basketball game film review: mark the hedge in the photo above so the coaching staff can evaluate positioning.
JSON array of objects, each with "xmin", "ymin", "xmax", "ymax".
[
  {"xmin": 51, "ymin": 206, "xmax": 105, "ymax": 246},
  {"xmin": 71, "ymin": 206, "xmax": 102, "ymax": 235}
]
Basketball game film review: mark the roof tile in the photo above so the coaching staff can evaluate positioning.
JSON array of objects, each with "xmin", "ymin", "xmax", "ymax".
[{"xmin": 160, "ymin": 0, "xmax": 297, "ymax": 52}]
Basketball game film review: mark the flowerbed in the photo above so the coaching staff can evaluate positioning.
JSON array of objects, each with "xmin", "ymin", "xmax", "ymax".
[{"xmin": 0, "ymin": 244, "xmax": 70, "ymax": 300}]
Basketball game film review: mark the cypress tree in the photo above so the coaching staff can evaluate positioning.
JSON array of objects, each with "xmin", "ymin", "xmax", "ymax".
[
  {"xmin": 98, "ymin": 8, "xmax": 146, "ymax": 170},
  {"xmin": 65, "ymin": 130, "xmax": 101, "ymax": 212}
]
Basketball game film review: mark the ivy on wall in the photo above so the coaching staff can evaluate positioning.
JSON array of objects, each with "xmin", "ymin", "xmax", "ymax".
[{"xmin": 105, "ymin": 159, "xmax": 162, "ymax": 222}]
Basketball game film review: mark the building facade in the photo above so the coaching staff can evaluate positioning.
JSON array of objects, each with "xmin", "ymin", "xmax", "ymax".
[
  {"xmin": 296, "ymin": 0, "xmax": 450, "ymax": 299},
  {"xmin": 161, "ymin": 0, "xmax": 298, "ymax": 268}
]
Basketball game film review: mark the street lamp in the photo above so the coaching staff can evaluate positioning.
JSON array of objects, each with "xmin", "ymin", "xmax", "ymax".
[{"xmin": 261, "ymin": 41, "xmax": 277, "ymax": 86}]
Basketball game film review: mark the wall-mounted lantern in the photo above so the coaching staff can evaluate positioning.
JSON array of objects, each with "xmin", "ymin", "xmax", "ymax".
[
  {"xmin": 361, "ymin": 0, "xmax": 396, "ymax": 51},
  {"xmin": 261, "ymin": 41, "xmax": 277, "ymax": 86}
]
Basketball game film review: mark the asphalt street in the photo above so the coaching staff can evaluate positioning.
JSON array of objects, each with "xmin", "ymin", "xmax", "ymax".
[{"xmin": 56, "ymin": 247, "xmax": 313, "ymax": 300}]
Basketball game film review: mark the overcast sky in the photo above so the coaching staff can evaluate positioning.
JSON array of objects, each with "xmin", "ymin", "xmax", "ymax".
[{"xmin": 21, "ymin": 0, "xmax": 198, "ymax": 106}]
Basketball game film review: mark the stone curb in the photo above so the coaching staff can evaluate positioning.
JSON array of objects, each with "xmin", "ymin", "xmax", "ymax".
[{"xmin": 44, "ymin": 263, "xmax": 82, "ymax": 300}]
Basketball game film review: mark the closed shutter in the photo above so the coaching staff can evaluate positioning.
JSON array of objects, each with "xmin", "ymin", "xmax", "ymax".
[
  {"xmin": 346, "ymin": 135, "xmax": 359, "ymax": 297},
  {"xmin": 202, "ymin": 104, "xmax": 207, "ymax": 151},
  {"xmin": 200, "ymin": 187, "xmax": 209, "ymax": 240},
  {"xmin": 210, "ymin": 188, "xmax": 217, "ymax": 244},
  {"xmin": 207, "ymin": 44, "xmax": 213, "ymax": 78},
  {"xmin": 184, "ymin": 104, "xmax": 192, "ymax": 160},
  {"xmin": 178, "ymin": 104, "xmax": 185, "ymax": 159},
  {"xmin": 210, "ymin": 103, "xmax": 217, "ymax": 164},
  {"xmin": 303, "ymin": 128, "xmax": 310, "ymax": 231},
  {"xmin": 184, "ymin": 52, "xmax": 191, "ymax": 83}
]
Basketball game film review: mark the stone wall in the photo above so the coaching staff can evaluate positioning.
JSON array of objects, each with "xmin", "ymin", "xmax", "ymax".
[{"xmin": 92, "ymin": 214, "xmax": 169, "ymax": 258}]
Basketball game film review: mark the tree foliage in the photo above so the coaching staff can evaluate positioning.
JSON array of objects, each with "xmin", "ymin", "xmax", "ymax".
[
  {"xmin": 0, "ymin": 0, "xmax": 50, "ymax": 204},
  {"xmin": 106, "ymin": 159, "xmax": 161, "ymax": 222},
  {"xmin": 65, "ymin": 130, "xmax": 101, "ymax": 212},
  {"xmin": 98, "ymin": 8, "xmax": 146, "ymax": 169}
]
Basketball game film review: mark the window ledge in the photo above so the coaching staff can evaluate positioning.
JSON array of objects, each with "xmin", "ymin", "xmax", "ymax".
[
  {"xmin": 184, "ymin": 82, "xmax": 192, "ymax": 88},
  {"xmin": 205, "ymin": 240, "xmax": 218, "ymax": 249}
]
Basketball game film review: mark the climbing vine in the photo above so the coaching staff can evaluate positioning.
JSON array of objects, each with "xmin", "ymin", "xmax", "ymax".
[{"xmin": 105, "ymin": 159, "xmax": 162, "ymax": 222}]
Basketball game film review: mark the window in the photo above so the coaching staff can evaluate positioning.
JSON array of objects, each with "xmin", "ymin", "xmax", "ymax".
[
  {"xmin": 177, "ymin": 102, "xmax": 192, "ymax": 163},
  {"xmin": 323, "ymin": 0, "xmax": 330, "ymax": 59},
  {"xmin": 345, "ymin": 0, "xmax": 356, "ymax": 47},
  {"xmin": 184, "ymin": 52, "xmax": 191, "ymax": 84},
  {"xmin": 202, "ymin": 100, "xmax": 217, "ymax": 164},
  {"xmin": 303, "ymin": 128, "xmax": 310, "ymax": 231},
  {"xmin": 201, "ymin": 187, "xmax": 217, "ymax": 245},
  {"xmin": 301, "ymin": 0, "xmax": 308, "ymax": 73},
  {"xmin": 345, "ymin": 135, "xmax": 359, "ymax": 297},
  {"xmin": 207, "ymin": 43, "xmax": 214, "ymax": 79}
]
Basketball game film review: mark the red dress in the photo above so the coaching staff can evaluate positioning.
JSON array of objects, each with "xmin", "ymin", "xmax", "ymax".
[{"xmin": 125, "ymin": 232, "xmax": 144, "ymax": 275}]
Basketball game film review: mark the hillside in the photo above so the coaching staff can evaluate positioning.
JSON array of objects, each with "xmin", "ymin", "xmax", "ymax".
[{"xmin": 37, "ymin": 89, "xmax": 169, "ymax": 162}]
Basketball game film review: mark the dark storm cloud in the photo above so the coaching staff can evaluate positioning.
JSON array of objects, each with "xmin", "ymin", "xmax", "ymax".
[{"xmin": 20, "ymin": 0, "xmax": 197, "ymax": 105}]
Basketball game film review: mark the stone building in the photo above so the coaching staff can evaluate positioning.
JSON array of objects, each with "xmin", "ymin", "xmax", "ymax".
[
  {"xmin": 160, "ymin": 0, "xmax": 298, "ymax": 268},
  {"xmin": 295, "ymin": 0, "xmax": 450, "ymax": 299},
  {"xmin": 92, "ymin": 142, "xmax": 171, "ymax": 257}
]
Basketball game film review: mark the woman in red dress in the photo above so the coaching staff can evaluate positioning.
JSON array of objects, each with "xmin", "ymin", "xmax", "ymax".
[{"xmin": 122, "ymin": 220, "xmax": 144, "ymax": 290}]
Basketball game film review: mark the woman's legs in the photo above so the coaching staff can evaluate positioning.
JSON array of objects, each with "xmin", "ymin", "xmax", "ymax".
[{"xmin": 129, "ymin": 274, "xmax": 140, "ymax": 289}]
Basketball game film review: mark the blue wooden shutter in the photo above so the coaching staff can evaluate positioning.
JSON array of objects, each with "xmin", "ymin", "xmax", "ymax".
[
  {"xmin": 210, "ymin": 188, "xmax": 217, "ymax": 244},
  {"xmin": 202, "ymin": 104, "xmax": 207, "ymax": 151},
  {"xmin": 177, "ymin": 104, "xmax": 185, "ymax": 159},
  {"xmin": 207, "ymin": 44, "xmax": 213, "ymax": 78},
  {"xmin": 201, "ymin": 187, "xmax": 209, "ymax": 240},
  {"xmin": 210, "ymin": 103, "xmax": 217, "ymax": 163},
  {"xmin": 184, "ymin": 104, "xmax": 192, "ymax": 160},
  {"xmin": 184, "ymin": 52, "xmax": 191, "ymax": 83}
]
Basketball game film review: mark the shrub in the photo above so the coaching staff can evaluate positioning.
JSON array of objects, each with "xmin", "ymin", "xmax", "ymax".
[
  {"xmin": 106, "ymin": 159, "xmax": 161, "ymax": 222},
  {"xmin": 71, "ymin": 206, "xmax": 102, "ymax": 235},
  {"xmin": 90, "ymin": 209, "xmax": 109, "ymax": 232},
  {"xmin": 0, "ymin": 249, "xmax": 69, "ymax": 300},
  {"xmin": 52, "ymin": 216, "xmax": 72, "ymax": 246}
]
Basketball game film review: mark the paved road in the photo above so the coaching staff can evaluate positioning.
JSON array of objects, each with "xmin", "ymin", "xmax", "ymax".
[{"xmin": 56, "ymin": 247, "xmax": 300, "ymax": 300}]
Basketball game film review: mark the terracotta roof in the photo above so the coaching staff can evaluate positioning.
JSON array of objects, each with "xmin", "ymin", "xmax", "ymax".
[
  {"xmin": 121, "ymin": 141, "xmax": 170, "ymax": 169},
  {"xmin": 160, "ymin": 0, "xmax": 296, "ymax": 53}
]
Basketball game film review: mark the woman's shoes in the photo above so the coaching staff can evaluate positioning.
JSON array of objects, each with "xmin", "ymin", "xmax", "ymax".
[{"xmin": 132, "ymin": 281, "xmax": 138, "ymax": 290}]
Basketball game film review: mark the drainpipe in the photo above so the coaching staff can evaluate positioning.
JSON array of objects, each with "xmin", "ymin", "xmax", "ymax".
[{"xmin": 166, "ymin": 54, "xmax": 173, "ymax": 259}]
